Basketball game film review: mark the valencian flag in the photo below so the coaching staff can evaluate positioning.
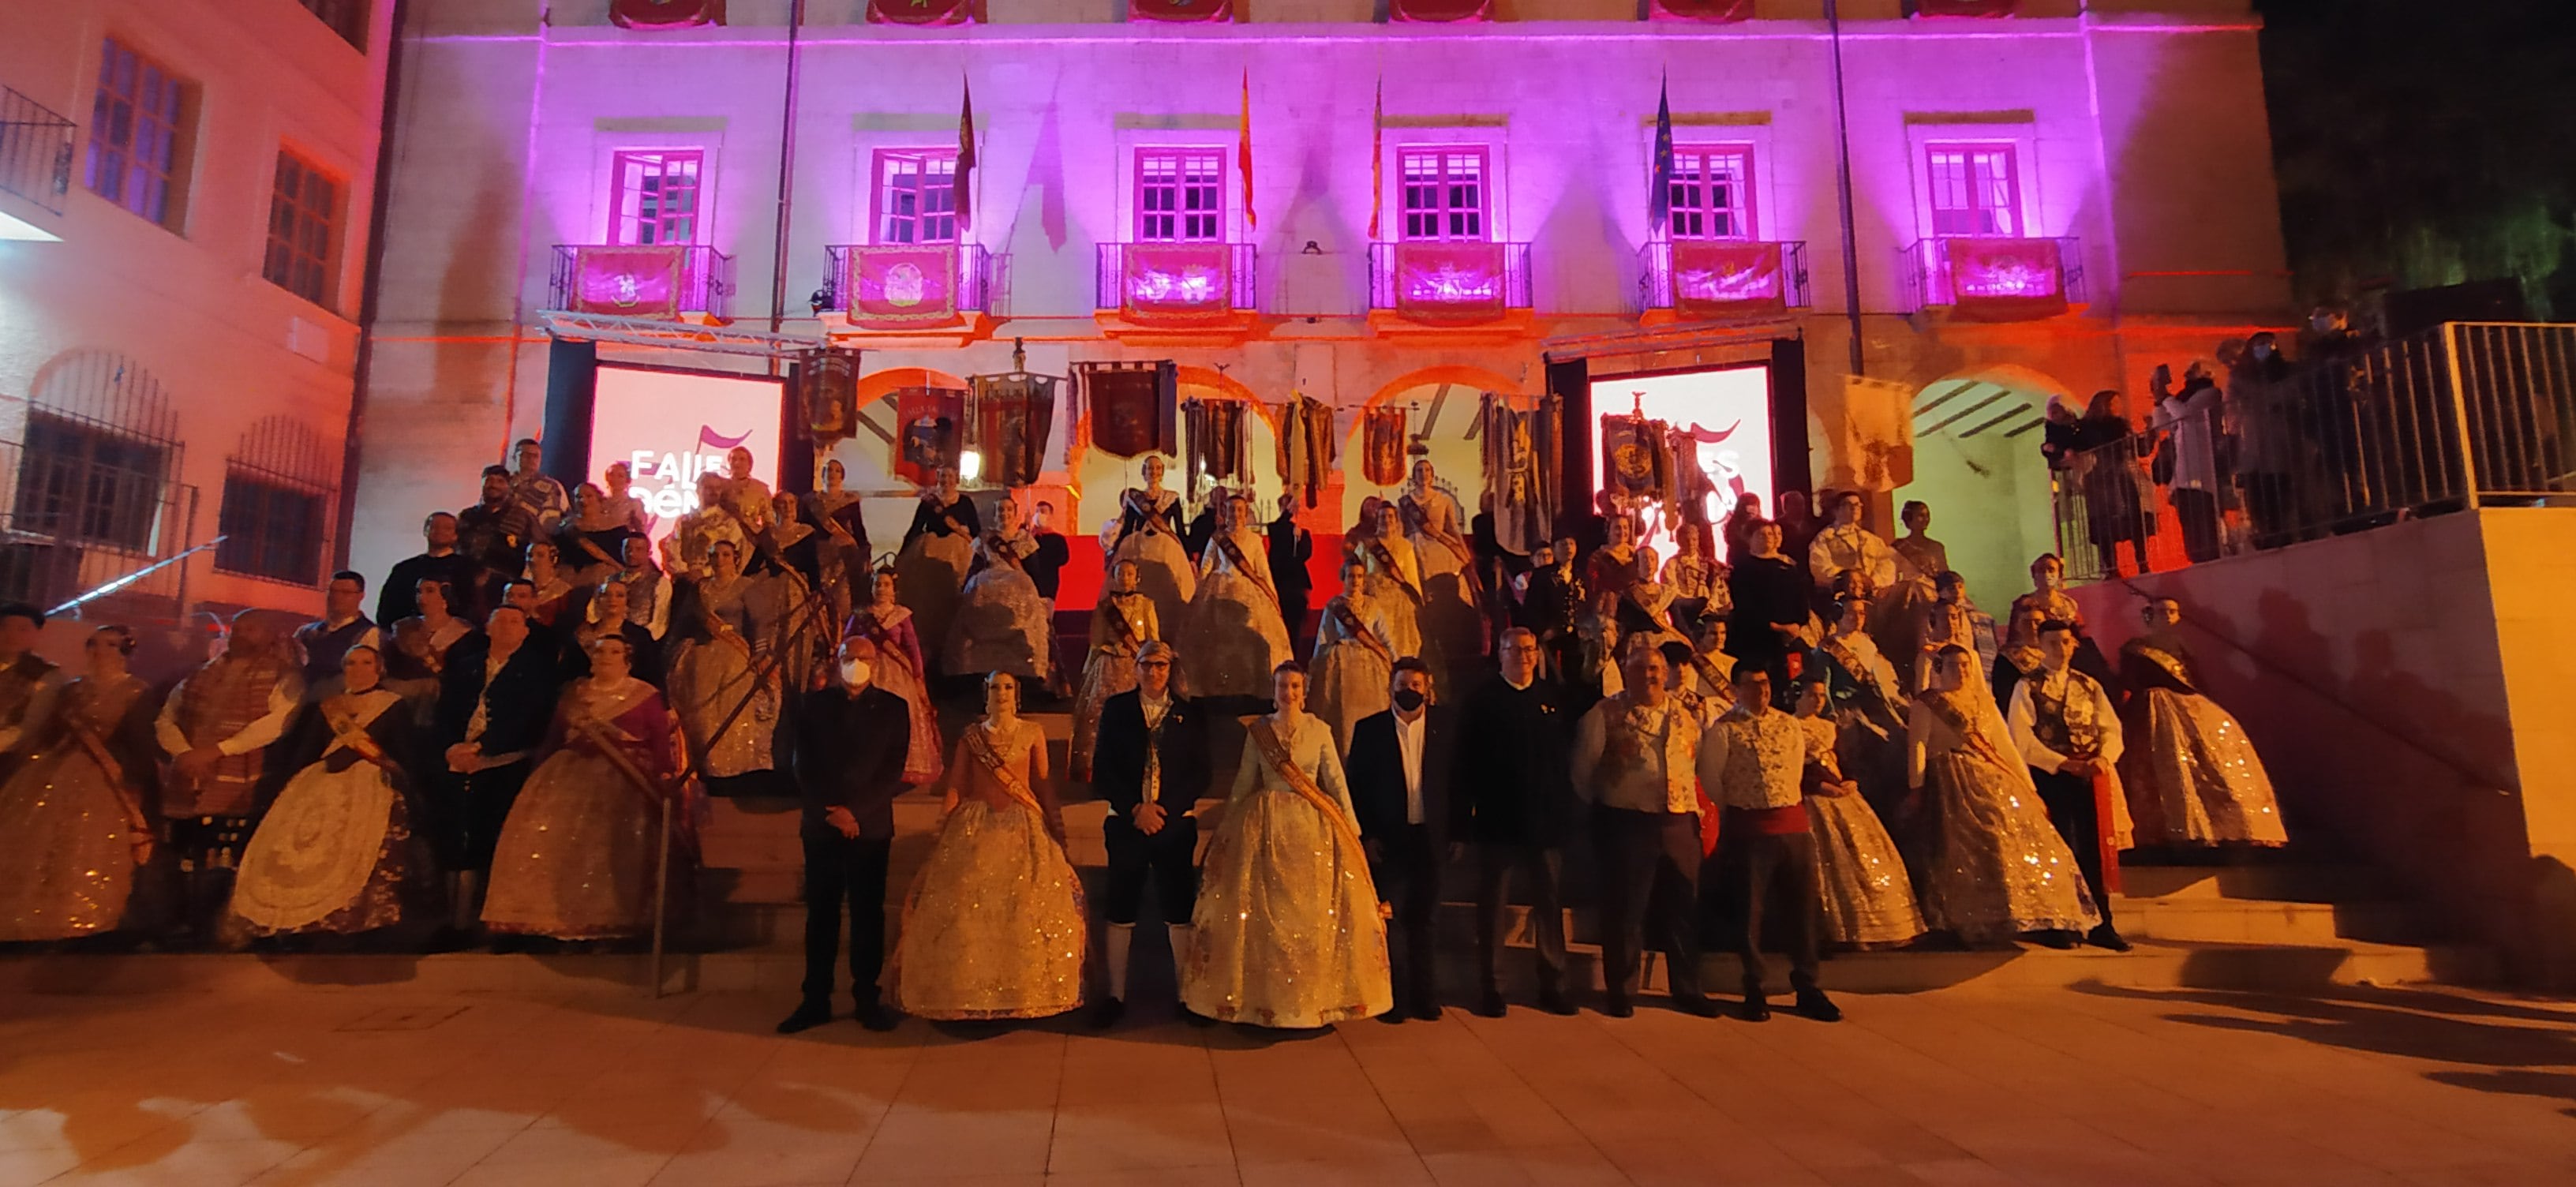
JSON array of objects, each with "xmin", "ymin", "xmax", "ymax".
[
  {"xmin": 1648, "ymin": 74, "xmax": 1675, "ymax": 237},
  {"xmin": 1238, "ymin": 69, "xmax": 1256, "ymax": 230},
  {"xmin": 1366, "ymin": 76, "xmax": 1383, "ymax": 241},
  {"xmin": 955, "ymin": 80, "xmax": 977, "ymax": 234}
]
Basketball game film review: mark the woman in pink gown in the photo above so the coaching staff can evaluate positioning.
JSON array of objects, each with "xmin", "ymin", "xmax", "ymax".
[{"xmin": 843, "ymin": 567, "xmax": 944, "ymax": 786}]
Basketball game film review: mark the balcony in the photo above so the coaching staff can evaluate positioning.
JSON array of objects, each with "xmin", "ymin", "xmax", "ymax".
[
  {"xmin": 0, "ymin": 88, "xmax": 74, "ymax": 238},
  {"xmin": 1903, "ymin": 236, "xmax": 2085, "ymax": 321},
  {"xmin": 1366, "ymin": 241, "xmax": 1537, "ymax": 342},
  {"xmin": 549, "ymin": 244, "xmax": 736, "ymax": 322},
  {"xmin": 1636, "ymin": 239, "xmax": 1810, "ymax": 324},
  {"xmin": 822, "ymin": 243, "xmax": 998, "ymax": 343},
  {"xmin": 1094, "ymin": 242, "xmax": 1263, "ymax": 345}
]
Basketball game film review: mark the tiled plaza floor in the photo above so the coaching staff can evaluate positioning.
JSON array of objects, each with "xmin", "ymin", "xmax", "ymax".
[{"xmin": 0, "ymin": 974, "xmax": 2571, "ymax": 1186}]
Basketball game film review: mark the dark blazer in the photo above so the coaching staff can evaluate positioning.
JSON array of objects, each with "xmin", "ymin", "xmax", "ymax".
[
  {"xmin": 1267, "ymin": 515, "xmax": 1313, "ymax": 594},
  {"xmin": 786, "ymin": 683, "xmax": 912, "ymax": 837},
  {"xmin": 434, "ymin": 634, "xmax": 562, "ymax": 761},
  {"xmin": 1346, "ymin": 705, "xmax": 1457, "ymax": 846},
  {"xmin": 1451, "ymin": 676, "xmax": 1576, "ymax": 846},
  {"xmin": 1090, "ymin": 689, "xmax": 1211, "ymax": 814}
]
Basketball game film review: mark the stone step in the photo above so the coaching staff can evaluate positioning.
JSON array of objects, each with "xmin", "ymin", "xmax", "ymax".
[
  {"xmin": 2118, "ymin": 862, "xmax": 2385, "ymax": 904},
  {"xmin": 2117, "ymin": 897, "xmax": 2438, "ymax": 946}
]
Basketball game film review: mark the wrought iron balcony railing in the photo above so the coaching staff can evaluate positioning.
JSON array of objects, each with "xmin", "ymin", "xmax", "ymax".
[
  {"xmin": 0, "ymin": 87, "xmax": 76, "ymax": 215},
  {"xmin": 1368, "ymin": 242, "xmax": 1534, "ymax": 319},
  {"xmin": 1635, "ymin": 239, "xmax": 1811, "ymax": 316},
  {"xmin": 1902, "ymin": 235, "xmax": 2085, "ymax": 316},
  {"xmin": 824, "ymin": 243, "xmax": 993, "ymax": 324},
  {"xmin": 549, "ymin": 244, "xmax": 736, "ymax": 320},
  {"xmin": 1095, "ymin": 242, "xmax": 1260, "ymax": 315}
]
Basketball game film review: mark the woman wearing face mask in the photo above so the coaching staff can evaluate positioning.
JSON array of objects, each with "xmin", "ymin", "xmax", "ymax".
[
  {"xmin": 232, "ymin": 645, "xmax": 435, "ymax": 942},
  {"xmin": 481, "ymin": 636, "xmax": 687, "ymax": 942},
  {"xmin": 883, "ymin": 671, "xmax": 1086, "ymax": 1020},
  {"xmin": 843, "ymin": 568, "xmax": 942, "ymax": 786},
  {"xmin": 0, "ymin": 626, "xmax": 161, "ymax": 942}
]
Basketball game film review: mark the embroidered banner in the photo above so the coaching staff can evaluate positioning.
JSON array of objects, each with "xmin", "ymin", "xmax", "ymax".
[
  {"xmin": 1913, "ymin": 0, "xmax": 2016, "ymax": 15},
  {"xmin": 1945, "ymin": 238, "xmax": 2069, "ymax": 322},
  {"xmin": 799, "ymin": 350, "xmax": 862, "ymax": 442},
  {"xmin": 1120, "ymin": 243, "xmax": 1235, "ymax": 324},
  {"xmin": 571, "ymin": 246, "xmax": 684, "ymax": 319},
  {"xmin": 1391, "ymin": 241, "xmax": 1508, "ymax": 326},
  {"xmin": 1599, "ymin": 415, "xmax": 1669, "ymax": 501},
  {"xmin": 972, "ymin": 373, "xmax": 1059, "ymax": 488},
  {"xmin": 611, "ymin": 0, "xmax": 725, "ymax": 28},
  {"xmin": 867, "ymin": 0, "xmax": 972, "ymax": 24},
  {"xmin": 1361, "ymin": 406, "xmax": 1409, "ymax": 486},
  {"xmin": 1129, "ymin": 0, "xmax": 1231, "ymax": 21},
  {"xmin": 844, "ymin": 245, "xmax": 960, "ymax": 328},
  {"xmin": 893, "ymin": 386, "xmax": 967, "ymax": 486},
  {"xmin": 1670, "ymin": 240, "xmax": 1787, "ymax": 319},
  {"xmin": 1078, "ymin": 361, "xmax": 1179, "ymax": 459},
  {"xmin": 1649, "ymin": 0, "xmax": 1752, "ymax": 19},
  {"xmin": 1391, "ymin": 0, "xmax": 1490, "ymax": 21}
]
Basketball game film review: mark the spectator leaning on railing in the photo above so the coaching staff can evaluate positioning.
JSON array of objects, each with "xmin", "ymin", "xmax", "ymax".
[{"xmin": 2155, "ymin": 361, "xmax": 2226, "ymax": 564}]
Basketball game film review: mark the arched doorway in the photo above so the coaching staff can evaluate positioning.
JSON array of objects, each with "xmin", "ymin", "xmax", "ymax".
[
  {"xmin": 1341, "ymin": 365, "xmax": 1522, "ymax": 530},
  {"xmin": 1891, "ymin": 364, "xmax": 2067, "ymax": 607},
  {"xmin": 818, "ymin": 365, "xmax": 971, "ymax": 567}
]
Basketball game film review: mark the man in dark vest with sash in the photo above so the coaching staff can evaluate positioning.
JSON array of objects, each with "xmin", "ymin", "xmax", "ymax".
[
  {"xmin": 0, "ymin": 601, "xmax": 66, "ymax": 781},
  {"xmin": 156, "ymin": 609, "xmax": 305, "ymax": 942},
  {"xmin": 2007, "ymin": 620, "xmax": 2133, "ymax": 953},
  {"xmin": 1086, "ymin": 639, "xmax": 1211, "ymax": 1028},
  {"xmin": 294, "ymin": 571, "xmax": 381, "ymax": 704}
]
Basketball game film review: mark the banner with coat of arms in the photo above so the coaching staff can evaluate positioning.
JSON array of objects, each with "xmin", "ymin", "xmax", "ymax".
[
  {"xmin": 1671, "ymin": 240, "xmax": 1787, "ymax": 319},
  {"xmin": 1599, "ymin": 414, "xmax": 1671, "ymax": 503},
  {"xmin": 611, "ymin": 0, "xmax": 725, "ymax": 28},
  {"xmin": 893, "ymin": 386, "xmax": 968, "ymax": 486},
  {"xmin": 868, "ymin": 0, "xmax": 973, "ymax": 24},
  {"xmin": 1391, "ymin": 241, "xmax": 1508, "ymax": 326},
  {"xmin": 1129, "ymin": 0, "xmax": 1231, "ymax": 21},
  {"xmin": 844, "ymin": 245, "xmax": 961, "ymax": 329},
  {"xmin": 1913, "ymin": 0, "xmax": 2016, "ymax": 15},
  {"xmin": 1649, "ymin": 0, "xmax": 1751, "ymax": 19},
  {"xmin": 572, "ymin": 246, "xmax": 684, "ymax": 319},
  {"xmin": 1121, "ymin": 243, "xmax": 1234, "ymax": 324},
  {"xmin": 1391, "ymin": 0, "xmax": 1491, "ymax": 21},
  {"xmin": 1076, "ymin": 361, "xmax": 1178, "ymax": 460}
]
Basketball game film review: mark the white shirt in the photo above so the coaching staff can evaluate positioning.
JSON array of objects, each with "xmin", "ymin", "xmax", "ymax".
[
  {"xmin": 1393, "ymin": 710, "xmax": 1427, "ymax": 825},
  {"xmin": 2006, "ymin": 665, "xmax": 2125, "ymax": 772},
  {"xmin": 155, "ymin": 665, "xmax": 305, "ymax": 758},
  {"xmin": 1140, "ymin": 690, "xmax": 1170, "ymax": 731}
]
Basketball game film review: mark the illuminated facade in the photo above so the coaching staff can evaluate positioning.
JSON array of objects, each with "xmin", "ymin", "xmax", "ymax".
[{"xmin": 350, "ymin": 0, "xmax": 2290, "ymax": 605}]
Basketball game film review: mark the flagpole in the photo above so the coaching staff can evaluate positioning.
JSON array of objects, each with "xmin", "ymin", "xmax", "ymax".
[{"xmin": 1825, "ymin": 0, "xmax": 1865, "ymax": 376}]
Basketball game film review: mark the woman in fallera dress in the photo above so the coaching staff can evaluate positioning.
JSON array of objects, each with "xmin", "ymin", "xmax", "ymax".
[
  {"xmin": 944, "ymin": 496, "xmax": 1053, "ymax": 683},
  {"xmin": 0, "ymin": 627, "xmax": 159, "ymax": 942},
  {"xmin": 1181, "ymin": 494, "xmax": 1296, "ymax": 699},
  {"xmin": 522, "ymin": 540, "xmax": 576, "ymax": 627},
  {"xmin": 897, "ymin": 466, "xmax": 979, "ymax": 674},
  {"xmin": 1112, "ymin": 455, "xmax": 1197, "ymax": 642},
  {"xmin": 885, "ymin": 671, "xmax": 1087, "ymax": 1020},
  {"xmin": 1183, "ymin": 662, "xmax": 1393, "ymax": 1029},
  {"xmin": 387, "ymin": 578, "xmax": 474, "ymax": 717},
  {"xmin": 2117, "ymin": 598, "xmax": 2290, "ymax": 848},
  {"xmin": 1310, "ymin": 557, "xmax": 1398, "ymax": 756},
  {"xmin": 1353, "ymin": 500, "xmax": 1426, "ymax": 667},
  {"xmin": 1905, "ymin": 645, "xmax": 2100, "ymax": 945},
  {"xmin": 1070, "ymin": 559, "xmax": 1159, "ymax": 781},
  {"xmin": 810, "ymin": 459, "xmax": 870, "ymax": 627},
  {"xmin": 559, "ymin": 482, "xmax": 637, "ymax": 588},
  {"xmin": 233, "ymin": 646, "xmax": 435, "ymax": 941},
  {"xmin": 844, "ymin": 567, "xmax": 944, "ymax": 787},
  {"xmin": 1813, "ymin": 595, "xmax": 1911, "ymax": 819},
  {"xmin": 481, "ymin": 636, "xmax": 687, "ymax": 941},
  {"xmin": 667, "ymin": 541, "xmax": 782, "ymax": 788},
  {"xmin": 1795, "ymin": 679, "xmax": 1924, "ymax": 949},
  {"xmin": 1399, "ymin": 460, "xmax": 1481, "ymax": 689}
]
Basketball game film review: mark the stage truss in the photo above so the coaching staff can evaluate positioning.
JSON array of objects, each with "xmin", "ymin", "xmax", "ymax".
[{"xmin": 537, "ymin": 310, "xmax": 827, "ymax": 360}]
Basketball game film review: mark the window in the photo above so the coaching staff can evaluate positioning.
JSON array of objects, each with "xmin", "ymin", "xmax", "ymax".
[
  {"xmin": 1399, "ymin": 148, "xmax": 1488, "ymax": 242},
  {"xmin": 873, "ymin": 150, "xmax": 957, "ymax": 245},
  {"xmin": 1926, "ymin": 144, "xmax": 2020, "ymax": 237},
  {"xmin": 295, "ymin": 0, "xmax": 367, "ymax": 47},
  {"xmin": 264, "ymin": 152, "xmax": 339, "ymax": 307},
  {"xmin": 85, "ymin": 38, "xmax": 191, "ymax": 228},
  {"xmin": 1134, "ymin": 149, "xmax": 1224, "ymax": 242},
  {"xmin": 12, "ymin": 413, "xmax": 168, "ymax": 552},
  {"xmin": 1666, "ymin": 146, "xmax": 1754, "ymax": 241},
  {"xmin": 609, "ymin": 150, "xmax": 703, "ymax": 245},
  {"xmin": 215, "ymin": 469, "xmax": 328, "ymax": 585}
]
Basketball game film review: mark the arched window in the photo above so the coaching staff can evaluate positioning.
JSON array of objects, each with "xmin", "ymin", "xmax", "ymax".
[
  {"xmin": 215, "ymin": 416, "xmax": 339, "ymax": 586},
  {"xmin": 12, "ymin": 350, "xmax": 182, "ymax": 554}
]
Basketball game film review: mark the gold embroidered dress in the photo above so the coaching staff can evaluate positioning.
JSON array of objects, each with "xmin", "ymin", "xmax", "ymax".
[
  {"xmin": 233, "ymin": 688, "xmax": 429, "ymax": 935},
  {"xmin": 1070, "ymin": 590, "xmax": 1159, "ymax": 781},
  {"xmin": 1357, "ymin": 532, "xmax": 1426, "ymax": 664},
  {"xmin": 1310, "ymin": 590, "xmax": 1396, "ymax": 757},
  {"xmin": 1798, "ymin": 714, "xmax": 1924, "ymax": 947},
  {"xmin": 1906, "ymin": 681, "xmax": 2100, "ymax": 941},
  {"xmin": 481, "ymin": 677, "xmax": 684, "ymax": 938},
  {"xmin": 668, "ymin": 572, "xmax": 782, "ymax": 781},
  {"xmin": 1183, "ymin": 713, "xmax": 1392, "ymax": 1028},
  {"xmin": 885, "ymin": 718, "xmax": 1088, "ymax": 1020},
  {"xmin": 2118, "ymin": 639, "xmax": 2289, "ymax": 847},
  {"xmin": 1113, "ymin": 488, "xmax": 1197, "ymax": 639},
  {"xmin": 945, "ymin": 527, "xmax": 1054, "ymax": 681},
  {"xmin": 1181, "ymin": 526, "xmax": 1294, "ymax": 698},
  {"xmin": 844, "ymin": 603, "xmax": 943, "ymax": 786},
  {"xmin": 0, "ymin": 675, "xmax": 155, "ymax": 941},
  {"xmin": 1402, "ymin": 485, "xmax": 1481, "ymax": 689}
]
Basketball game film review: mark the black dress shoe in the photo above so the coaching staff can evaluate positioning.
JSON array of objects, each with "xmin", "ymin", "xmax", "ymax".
[
  {"xmin": 1475, "ymin": 990, "xmax": 1507, "ymax": 1019},
  {"xmin": 1795, "ymin": 988, "xmax": 1843, "ymax": 1023},
  {"xmin": 1087, "ymin": 997, "xmax": 1127, "ymax": 1030},
  {"xmin": 776, "ymin": 1001, "xmax": 834, "ymax": 1034},
  {"xmin": 2031, "ymin": 931, "xmax": 2078, "ymax": 950},
  {"xmin": 1537, "ymin": 990, "xmax": 1578, "ymax": 1017},
  {"xmin": 1673, "ymin": 994, "xmax": 1720, "ymax": 1019},
  {"xmin": 1602, "ymin": 996, "xmax": 1635, "ymax": 1019},
  {"xmin": 1739, "ymin": 991, "xmax": 1773, "ymax": 1022},
  {"xmin": 1410, "ymin": 999, "xmax": 1442, "ymax": 1022},
  {"xmin": 2086, "ymin": 926, "xmax": 2133, "ymax": 953},
  {"xmin": 1377, "ymin": 1009, "xmax": 1407, "ymax": 1025},
  {"xmin": 855, "ymin": 1002, "xmax": 900, "ymax": 1032}
]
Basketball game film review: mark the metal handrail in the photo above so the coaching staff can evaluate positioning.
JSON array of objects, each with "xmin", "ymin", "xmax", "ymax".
[{"xmin": 47, "ymin": 535, "xmax": 226, "ymax": 619}]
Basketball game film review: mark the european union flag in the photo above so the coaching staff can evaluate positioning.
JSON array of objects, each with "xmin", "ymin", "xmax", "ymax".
[{"xmin": 1649, "ymin": 74, "xmax": 1675, "ymax": 236}]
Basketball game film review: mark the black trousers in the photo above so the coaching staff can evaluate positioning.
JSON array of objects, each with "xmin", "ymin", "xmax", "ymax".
[
  {"xmin": 2243, "ymin": 473, "xmax": 2294, "ymax": 547},
  {"xmin": 2031, "ymin": 769, "xmax": 2116, "ymax": 931},
  {"xmin": 2174, "ymin": 489, "xmax": 2222, "ymax": 563},
  {"xmin": 1593, "ymin": 806, "xmax": 1705, "ymax": 1004},
  {"xmin": 1474, "ymin": 842, "xmax": 1567, "ymax": 996},
  {"xmin": 436, "ymin": 762, "xmax": 532, "ymax": 872},
  {"xmin": 1102, "ymin": 811, "xmax": 1199, "ymax": 926},
  {"xmin": 800, "ymin": 829, "xmax": 893, "ymax": 1006},
  {"xmin": 1726, "ymin": 822, "xmax": 1822, "ymax": 994},
  {"xmin": 1369, "ymin": 823, "xmax": 1442, "ymax": 1009},
  {"xmin": 1281, "ymin": 590, "xmax": 1311, "ymax": 657}
]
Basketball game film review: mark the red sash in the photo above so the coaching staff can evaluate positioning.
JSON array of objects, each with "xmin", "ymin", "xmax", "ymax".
[
  {"xmin": 1213, "ymin": 531, "xmax": 1281, "ymax": 612},
  {"xmin": 1331, "ymin": 600, "xmax": 1392, "ymax": 666}
]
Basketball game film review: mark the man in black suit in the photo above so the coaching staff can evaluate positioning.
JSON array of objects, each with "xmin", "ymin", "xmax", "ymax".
[
  {"xmin": 778, "ymin": 635, "xmax": 914, "ymax": 1034},
  {"xmin": 1349, "ymin": 657, "xmax": 1455, "ymax": 1022},
  {"xmin": 1267, "ymin": 493, "xmax": 1315, "ymax": 655},
  {"xmin": 1452, "ymin": 627, "xmax": 1578, "ymax": 1017},
  {"xmin": 1086, "ymin": 640, "xmax": 1211, "ymax": 1028},
  {"xmin": 435, "ymin": 605, "xmax": 561, "ymax": 934}
]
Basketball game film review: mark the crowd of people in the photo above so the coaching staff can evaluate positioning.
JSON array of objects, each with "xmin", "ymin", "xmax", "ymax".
[{"xmin": 0, "ymin": 432, "xmax": 2296, "ymax": 1034}]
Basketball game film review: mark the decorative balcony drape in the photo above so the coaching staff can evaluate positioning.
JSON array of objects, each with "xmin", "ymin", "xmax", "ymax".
[
  {"xmin": 1390, "ymin": 242, "xmax": 1509, "ymax": 326},
  {"xmin": 1671, "ymin": 240, "xmax": 1788, "ymax": 319},
  {"xmin": 571, "ymin": 246, "xmax": 684, "ymax": 319},
  {"xmin": 1649, "ymin": 0, "xmax": 1752, "ymax": 21},
  {"xmin": 1121, "ymin": 243, "xmax": 1236, "ymax": 324},
  {"xmin": 844, "ymin": 245, "xmax": 960, "ymax": 328},
  {"xmin": 1391, "ymin": 0, "xmax": 1491, "ymax": 22},
  {"xmin": 1912, "ymin": 0, "xmax": 2016, "ymax": 16},
  {"xmin": 868, "ymin": 0, "xmax": 972, "ymax": 24},
  {"xmin": 611, "ymin": 0, "xmax": 725, "ymax": 28},
  {"xmin": 1130, "ymin": 0, "xmax": 1232, "ymax": 22},
  {"xmin": 1945, "ymin": 238, "xmax": 2069, "ymax": 322}
]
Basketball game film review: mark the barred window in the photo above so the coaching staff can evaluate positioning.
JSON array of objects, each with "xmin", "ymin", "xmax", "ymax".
[
  {"xmin": 264, "ymin": 152, "xmax": 339, "ymax": 307},
  {"xmin": 295, "ymin": 0, "xmax": 369, "ymax": 47},
  {"xmin": 13, "ymin": 413, "xmax": 169, "ymax": 552},
  {"xmin": 214, "ymin": 417, "xmax": 339, "ymax": 586},
  {"xmin": 85, "ymin": 38, "xmax": 193, "ymax": 229}
]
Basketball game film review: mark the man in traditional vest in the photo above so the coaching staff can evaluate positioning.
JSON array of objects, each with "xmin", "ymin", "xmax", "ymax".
[
  {"xmin": 156, "ymin": 609, "xmax": 305, "ymax": 942},
  {"xmin": 1572, "ymin": 642, "xmax": 1717, "ymax": 1019},
  {"xmin": 294, "ymin": 571, "xmax": 381, "ymax": 704},
  {"xmin": 2007, "ymin": 619, "xmax": 2134, "ymax": 952},
  {"xmin": 1086, "ymin": 640, "xmax": 1211, "ymax": 1028},
  {"xmin": 1698, "ymin": 663, "xmax": 1842, "ymax": 1023},
  {"xmin": 0, "ymin": 601, "xmax": 66, "ymax": 781}
]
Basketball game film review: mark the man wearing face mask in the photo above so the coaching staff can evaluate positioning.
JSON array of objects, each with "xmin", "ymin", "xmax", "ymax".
[
  {"xmin": 1346, "ymin": 658, "xmax": 1455, "ymax": 1022},
  {"xmin": 780, "ymin": 635, "xmax": 913, "ymax": 1033},
  {"xmin": 1086, "ymin": 641, "xmax": 1211, "ymax": 1028}
]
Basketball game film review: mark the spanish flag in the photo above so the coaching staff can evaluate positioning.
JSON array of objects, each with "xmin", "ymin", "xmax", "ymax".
[{"xmin": 1238, "ymin": 69, "xmax": 1256, "ymax": 230}]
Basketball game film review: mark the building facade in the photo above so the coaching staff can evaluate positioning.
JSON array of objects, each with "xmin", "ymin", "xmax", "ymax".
[
  {"xmin": 0, "ymin": 0, "xmax": 393, "ymax": 623},
  {"xmin": 352, "ymin": 0, "xmax": 2290, "ymax": 606}
]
